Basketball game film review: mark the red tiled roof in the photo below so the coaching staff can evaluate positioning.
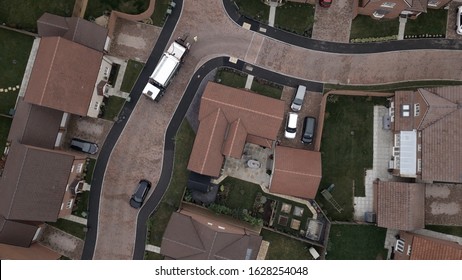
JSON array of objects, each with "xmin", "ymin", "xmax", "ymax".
[
  {"xmin": 187, "ymin": 109, "xmax": 228, "ymax": 177},
  {"xmin": 410, "ymin": 233, "xmax": 462, "ymax": 260},
  {"xmin": 222, "ymin": 119, "xmax": 247, "ymax": 158},
  {"xmin": 188, "ymin": 82, "xmax": 285, "ymax": 177},
  {"xmin": 246, "ymin": 134, "xmax": 273, "ymax": 148},
  {"xmin": 270, "ymin": 146, "xmax": 322, "ymax": 199},
  {"xmin": 0, "ymin": 216, "xmax": 38, "ymax": 247},
  {"xmin": 24, "ymin": 36, "xmax": 102, "ymax": 116},
  {"xmin": 376, "ymin": 181, "xmax": 425, "ymax": 230},
  {"xmin": 0, "ymin": 242, "xmax": 60, "ymax": 260}
]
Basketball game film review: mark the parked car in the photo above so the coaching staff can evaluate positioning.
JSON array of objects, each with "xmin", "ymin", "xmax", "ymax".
[
  {"xmin": 291, "ymin": 85, "xmax": 306, "ymax": 112},
  {"xmin": 284, "ymin": 112, "xmax": 298, "ymax": 139},
  {"xmin": 457, "ymin": 6, "xmax": 462, "ymax": 35},
  {"xmin": 319, "ymin": 0, "xmax": 332, "ymax": 8},
  {"xmin": 130, "ymin": 179, "xmax": 152, "ymax": 209},
  {"xmin": 301, "ymin": 117, "xmax": 316, "ymax": 144},
  {"xmin": 70, "ymin": 138, "xmax": 98, "ymax": 155}
]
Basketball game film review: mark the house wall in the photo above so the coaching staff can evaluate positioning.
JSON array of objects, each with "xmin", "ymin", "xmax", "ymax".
[
  {"xmin": 58, "ymin": 157, "xmax": 86, "ymax": 218},
  {"xmin": 357, "ymin": 1, "xmax": 410, "ymax": 19},
  {"xmin": 87, "ymin": 56, "xmax": 113, "ymax": 118}
]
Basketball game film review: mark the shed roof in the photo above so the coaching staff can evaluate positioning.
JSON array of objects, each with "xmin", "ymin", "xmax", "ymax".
[{"xmin": 270, "ymin": 146, "xmax": 322, "ymax": 199}]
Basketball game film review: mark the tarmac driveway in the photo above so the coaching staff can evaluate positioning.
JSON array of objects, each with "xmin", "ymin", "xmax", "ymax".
[{"xmin": 446, "ymin": 1, "xmax": 462, "ymax": 39}]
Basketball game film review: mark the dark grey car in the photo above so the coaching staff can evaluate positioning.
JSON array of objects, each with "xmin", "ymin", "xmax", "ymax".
[
  {"xmin": 70, "ymin": 138, "xmax": 98, "ymax": 154},
  {"xmin": 130, "ymin": 179, "xmax": 152, "ymax": 209},
  {"xmin": 301, "ymin": 117, "xmax": 316, "ymax": 144}
]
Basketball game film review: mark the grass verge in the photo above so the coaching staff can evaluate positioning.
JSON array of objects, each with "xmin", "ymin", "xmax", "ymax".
[
  {"xmin": 84, "ymin": 158, "xmax": 97, "ymax": 184},
  {"xmin": 234, "ymin": 0, "xmax": 270, "ymax": 23},
  {"xmin": 327, "ymin": 224, "xmax": 388, "ymax": 260},
  {"xmin": 48, "ymin": 219, "xmax": 86, "ymax": 240},
  {"xmin": 102, "ymin": 96, "xmax": 126, "ymax": 121},
  {"xmin": 350, "ymin": 15, "xmax": 399, "ymax": 39},
  {"xmin": 85, "ymin": 0, "xmax": 148, "ymax": 20},
  {"xmin": 317, "ymin": 95, "xmax": 387, "ymax": 221},
  {"xmin": 145, "ymin": 251, "xmax": 165, "ymax": 260},
  {"xmin": 146, "ymin": 120, "xmax": 195, "ymax": 248},
  {"xmin": 275, "ymin": 2, "xmax": 315, "ymax": 36},
  {"xmin": 120, "ymin": 60, "xmax": 144, "ymax": 93},
  {"xmin": 72, "ymin": 191, "xmax": 90, "ymax": 218},
  {"xmin": 324, "ymin": 80, "xmax": 462, "ymax": 93},
  {"xmin": 151, "ymin": 0, "xmax": 171, "ymax": 27},
  {"xmin": 215, "ymin": 68, "xmax": 247, "ymax": 88}
]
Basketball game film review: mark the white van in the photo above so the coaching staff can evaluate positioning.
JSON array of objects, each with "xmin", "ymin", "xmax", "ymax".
[{"xmin": 291, "ymin": 85, "xmax": 306, "ymax": 111}]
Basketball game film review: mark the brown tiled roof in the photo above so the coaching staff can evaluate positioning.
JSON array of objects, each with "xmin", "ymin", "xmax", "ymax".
[
  {"xmin": 24, "ymin": 36, "xmax": 102, "ymax": 116},
  {"xmin": 418, "ymin": 87, "xmax": 462, "ymax": 183},
  {"xmin": 38, "ymin": 13, "xmax": 108, "ymax": 52},
  {"xmin": 199, "ymin": 82, "xmax": 284, "ymax": 140},
  {"xmin": 0, "ymin": 142, "xmax": 74, "ymax": 222},
  {"xmin": 410, "ymin": 233, "xmax": 462, "ymax": 260},
  {"xmin": 222, "ymin": 119, "xmax": 247, "ymax": 158},
  {"xmin": 0, "ymin": 216, "xmax": 38, "ymax": 247},
  {"xmin": 418, "ymin": 88, "xmax": 458, "ymax": 130},
  {"xmin": 7, "ymin": 98, "xmax": 62, "ymax": 149},
  {"xmin": 0, "ymin": 242, "xmax": 60, "ymax": 260},
  {"xmin": 270, "ymin": 146, "xmax": 322, "ymax": 199},
  {"xmin": 376, "ymin": 181, "xmax": 425, "ymax": 230},
  {"xmin": 188, "ymin": 82, "xmax": 284, "ymax": 177},
  {"xmin": 161, "ymin": 212, "xmax": 262, "ymax": 260},
  {"xmin": 187, "ymin": 109, "xmax": 228, "ymax": 177}
]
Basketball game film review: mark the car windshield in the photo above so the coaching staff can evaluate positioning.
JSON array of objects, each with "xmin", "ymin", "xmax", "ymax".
[
  {"xmin": 287, "ymin": 127, "xmax": 296, "ymax": 133},
  {"xmin": 293, "ymin": 98, "xmax": 303, "ymax": 105}
]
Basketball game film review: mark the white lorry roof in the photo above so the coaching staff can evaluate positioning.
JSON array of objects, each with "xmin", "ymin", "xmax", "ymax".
[
  {"xmin": 167, "ymin": 41, "xmax": 187, "ymax": 60},
  {"xmin": 149, "ymin": 53, "xmax": 180, "ymax": 87},
  {"xmin": 142, "ymin": 83, "xmax": 162, "ymax": 101}
]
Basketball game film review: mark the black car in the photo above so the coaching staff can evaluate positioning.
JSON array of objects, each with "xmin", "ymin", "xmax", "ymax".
[
  {"xmin": 130, "ymin": 179, "xmax": 152, "ymax": 209},
  {"xmin": 70, "ymin": 138, "xmax": 98, "ymax": 154},
  {"xmin": 301, "ymin": 117, "xmax": 316, "ymax": 144}
]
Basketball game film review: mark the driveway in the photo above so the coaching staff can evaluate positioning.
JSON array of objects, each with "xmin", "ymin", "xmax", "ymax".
[
  {"xmin": 91, "ymin": 0, "xmax": 462, "ymax": 259},
  {"xmin": 425, "ymin": 183, "xmax": 462, "ymax": 226},
  {"xmin": 446, "ymin": 1, "xmax": 462, "ymax": 39},
  {"xmin": 311, "ymin": 0, "xmax": 354, "ymax": 43}
]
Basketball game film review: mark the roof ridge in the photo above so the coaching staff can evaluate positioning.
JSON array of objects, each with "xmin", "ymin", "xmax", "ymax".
[
  {"xmin": 418, "ymin": 88, "xmax": 459, "ymax": 129},
  {"xmin": 200, "ymin": 108, "xmax": 225, "ymax": 173},
  {"xmin": 6, "ymin": 144, "xmax": 29, "ymax": 218},
  {"xmin": 202, "ymin": 96, "xmax": 283, "ymax": 120},
  {"xmin": 223, "ymin": 118, "xmax": 247, "ymax": 156},
  {"xmin": 273, "ymin": 168, "xmax": 322, "ymax": 178},
  {"xmin": 40, "ymin": 37, "xmax": 61, "ymax": 104}
]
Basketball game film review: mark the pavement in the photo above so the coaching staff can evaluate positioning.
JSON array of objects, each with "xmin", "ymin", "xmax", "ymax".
[
  {"xmin": 397, "ymin": 16, "xmax": 407, "ymax": 40},
  {"xmin": 353, "ymin": 106, "xmax": 394, "ymax": 221},
  {"xmin": 268, "ymin": 2, "xmax": 277, "ymax": 27}
]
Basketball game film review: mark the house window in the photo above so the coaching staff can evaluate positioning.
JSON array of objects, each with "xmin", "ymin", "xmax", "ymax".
[
  {"xmin": 428, "ymin": 0, "xmax": 440, "ymax": 7},
  {"xmin": 395, "ymin": 239, "xmax": 405, "ymax": 253},
  {"xmin": 414, "ymin": 103, "xmax": 420, "ymax": 116},
  {"xmin": 417, "ymin": 159, "xmax": 422, "ymax": 172},
  {"xmin": 66, "ymin": 199, "xmax": 74, "ymax": 209},
  {"xmin": 76, "ymin": 163, "xmax": 83, "ymax": 173},
  {"xmin": 71, "ymin": 165, "xmax": 75, "ymax": 173},
  {"xmin": 65, "ymin": 184, "xmax": 69, "ymax": 192},
  {"xmin": 418, "ymin": 144, "xmax": 421, "ymax": 152},
  {"xmin": 407, "ymin": 245, "xmax": 412, "ymax": 256},
  {"xmin": 381, "ymin": 2, "xmax": 396, "ymax": 8},
  {"xmin": 402, "ymin": 104, "xmax": 410, "ymax": 117},
  {"xmin": 418, "ymin": 131, "xmax": 421, "ymax": 138}
]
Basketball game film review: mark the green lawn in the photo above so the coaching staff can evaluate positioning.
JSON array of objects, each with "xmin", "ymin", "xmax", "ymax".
[
  {"xmin": 234, "ymin": 0, "xmax": 270, "ymax": 23},
  {"xmin": 350, "ymin": 15, "xmax": 399, "ymax": 39},
  {"xmin": 48, "ymin": 219, "xmax": 86, "ymax": 240},
  {"xmin": 317, "ymin": 95, "xmax": 387, "ymax": 221},
  {"xmin": 0, "ymin": 29, "xmax": 34, "ymax": 114},
  {"xmin": 0, "ymin": 117, "xmax": 12, "ymax": 153},
  {"xmin": 219, "ymin": 177, "xmax": 261, "ymax": 210},
  {"xmin": 327, "ymin": 224, "xmax": 388, "ymax": 260},
  {"xmin": 120, "ymin": 60, "xmax": 144, "ymax": 93},
  {"xmin": 147, "ymin": 120, "xmax": 195, "ymax": 247},
  {"xmin": 101, "ymin": 96, "xmax": 126, "ymax": 121},
  {"xmin": 251, "ymin": 79, "xmax": 283, "ymax": 100},
  {"xmin": 425, "ymin": 225, "xmax": 462, "ymax": 238},
  {"xmin": 215, "ymin": 68, "xmax": 247, "ymax": 88},
  {"xmin": 145, "ymin": 251, "xmax": 164, "ymax": 260},
  {"xmin": 0, "ymin": 0, "xmax": 74, "ymax": 31},
  {"xmin": 275, "ymin": 2, "xmax": 315, "ymax": 36},
  {"xmin": 85, "ymin": 0, "xmax": 149, "ymax": 20},
  {"xmin": 261, "ymin": 229, "xmax": 314, "ymax": 260},
  {"xmin": 404, "ymin": 9, "xmax": 447, "ymax": 37},
  {"xmin": 151, "ymin": 0, "xmax": 171, "ymax": 27}
]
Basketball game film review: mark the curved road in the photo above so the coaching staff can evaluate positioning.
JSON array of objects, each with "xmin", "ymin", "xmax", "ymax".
[{"xmin": 83, "ymin": 0, "xmax": 462, "ymax": 259}]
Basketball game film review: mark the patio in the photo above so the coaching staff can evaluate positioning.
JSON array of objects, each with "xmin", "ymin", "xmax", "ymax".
[{"xmin": 220, "ymin": 143, "xmax": 273, "ymax": 189}]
